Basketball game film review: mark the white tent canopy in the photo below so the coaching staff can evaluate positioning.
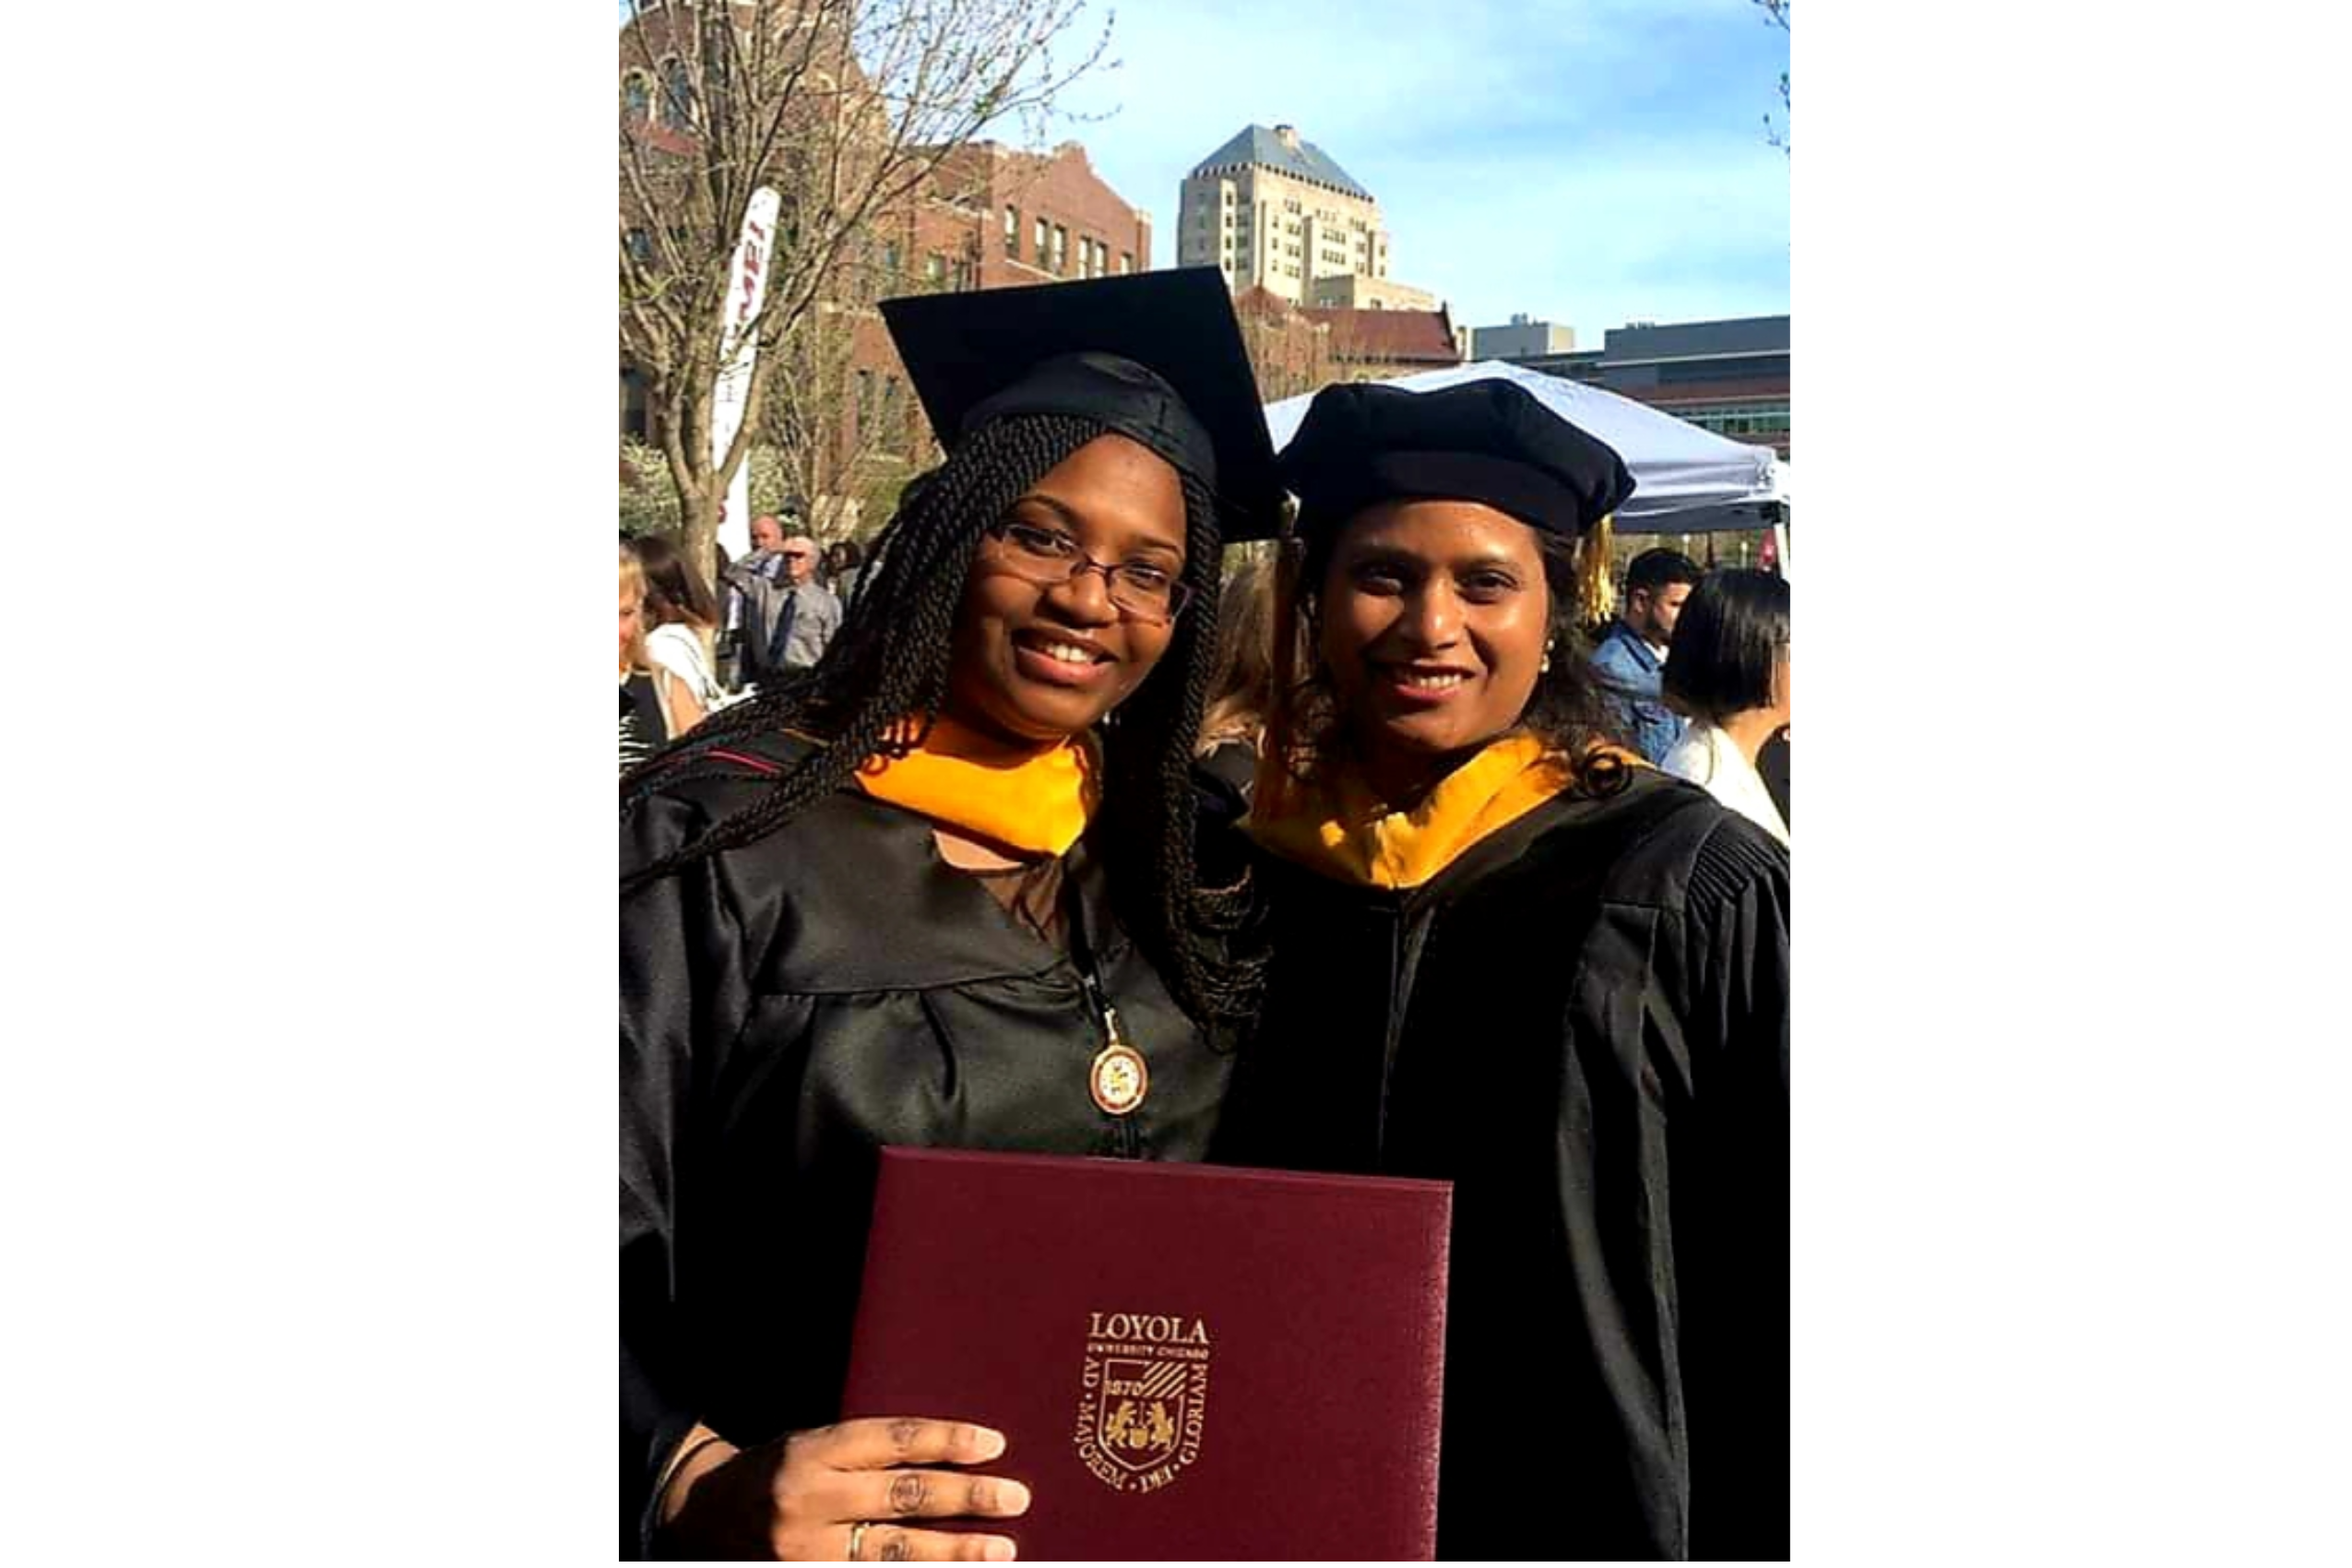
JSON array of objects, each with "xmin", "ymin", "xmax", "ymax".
[{"xmin": 1262, "ymin": 361, "xmax": 1783, "ymax": 535}]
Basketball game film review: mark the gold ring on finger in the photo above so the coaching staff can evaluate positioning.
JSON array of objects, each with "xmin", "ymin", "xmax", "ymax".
[{"xmin": 846, "ymin": 1520, "xmax": 870, "ymax": 1561}]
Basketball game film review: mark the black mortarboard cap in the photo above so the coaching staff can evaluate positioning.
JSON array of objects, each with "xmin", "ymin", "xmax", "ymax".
[
  {"xmin": 1278, "ymin": 378, "xmax": 1636, "ymax": 540},
  {"xmin": 881, "ymin": 268, "xmax": 1284, "ymax": 540}
]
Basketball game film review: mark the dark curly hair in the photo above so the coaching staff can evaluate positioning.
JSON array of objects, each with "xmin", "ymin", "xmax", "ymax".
[
  {"xmin": 621, "ymin": 413, "xmax": 1259, "ymax": 1028},
  {"xmin": 1262, "ymin": 507, "xmax": 1637, "ymax": 805}
]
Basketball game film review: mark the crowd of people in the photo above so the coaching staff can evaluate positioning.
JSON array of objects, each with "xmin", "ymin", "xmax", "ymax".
[
  {"xmin": 1588, "ymin": 544, "xmax": 1791, "ymax": 843},
  {"xmin": 619, "ymin": 267, "xmax": 1788, "ymax": 1562},
  {"xmin": 620, "ymin": 511, "xmax": 873, "ymax": 766}
]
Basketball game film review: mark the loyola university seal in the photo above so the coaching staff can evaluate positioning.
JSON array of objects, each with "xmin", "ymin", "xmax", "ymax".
[{"xmin": 1073, "ymin": 1311, "xmax": 1211, "ymax": 1494}]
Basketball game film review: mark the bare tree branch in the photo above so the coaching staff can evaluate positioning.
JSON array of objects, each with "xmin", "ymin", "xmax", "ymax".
[
  {"xmin": 1753, "ymin": 0, "xmax": 1790, "ymax": 154},
  {"xmin": 618, "ymin": 0, "xmax": 1112, "ymax": 577}
]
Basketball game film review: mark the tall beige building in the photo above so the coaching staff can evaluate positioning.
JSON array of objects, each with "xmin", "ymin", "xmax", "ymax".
[
  {"xmin": 1177, "ymin": 124, "xmax": 1393, "ymax": 305},
  {"xmin": 1304, "ymin": 274, "xmax": 1438, "ymax": 312}
]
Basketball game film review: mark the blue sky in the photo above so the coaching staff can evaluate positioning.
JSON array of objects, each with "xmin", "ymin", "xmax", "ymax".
[
  {"xmin": 617, "ymin": 1, "xmax": 1788, "ymax": 340},
  {"xmin": 1040, "ymin": 0, "xmax": 1789, "ymax": 342}
]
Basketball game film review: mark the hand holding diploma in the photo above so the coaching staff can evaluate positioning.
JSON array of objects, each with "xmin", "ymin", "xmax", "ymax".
[{"xmin": 656, "ymin": 1417, "xmax": 1031, "ymax": 1561}]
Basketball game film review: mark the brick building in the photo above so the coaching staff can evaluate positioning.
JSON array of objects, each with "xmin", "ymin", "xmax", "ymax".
[
  {"xmin": 810, "ymin": 141, "xmax": 1156, "ymax": 515},
  {"xmin": 932, "ymin": 140, "xmax": 1150, "ymax": 291},
  {"xmin": 1301, "ymin": 304, "xmax": 1464, "ymax": 379},
  {"xmin": 1230, "ymin": 287, "xmax": 1336, "ymax": 402},
  {"xmin": 793, "ymin": 139, "xmax": 1151, "ymax": 502},
  {"xmin": 1228, "ymin": 289, "xmax": 1467, "ymax": 399}
]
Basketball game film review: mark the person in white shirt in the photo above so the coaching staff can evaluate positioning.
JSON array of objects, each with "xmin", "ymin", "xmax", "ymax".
[
  {"xmin": 1659, "ymin": 569, "xmax": 1790, "ymax": 846},
  {"xmin": 628, "ymin": 533, "xmax": 728, "ymax": 720}
]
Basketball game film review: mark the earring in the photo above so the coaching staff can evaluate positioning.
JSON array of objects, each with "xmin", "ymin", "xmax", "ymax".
[{"xmin": 1540, "ymin": 649, "xmax": 1554, "ymax": 674}]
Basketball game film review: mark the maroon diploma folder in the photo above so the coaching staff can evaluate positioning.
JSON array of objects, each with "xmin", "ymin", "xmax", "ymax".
[{"xmin": 840, "ymin": 1147, "xmax": 1452, "ymax": 1562}]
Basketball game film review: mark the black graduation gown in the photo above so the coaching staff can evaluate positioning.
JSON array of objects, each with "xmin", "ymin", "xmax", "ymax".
[
  {"xmin": 1215, "ymin": 769, "xmax": 1789, "ymax": 1562},
  {"xmin": 620, "ymin": 735, "xmax": 1230, "ymax": 1557},
  {"xmin": 620, "ymin": 673, "xmax": 670, "ymax": 773}
]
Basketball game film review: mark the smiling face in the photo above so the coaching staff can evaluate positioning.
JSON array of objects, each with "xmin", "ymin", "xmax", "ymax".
[
  {"xmin": 1316, "ymin": 498, "xmax": 1554, "ymax": 796},
  {"xmin": 944, "ymin": 432, "xmax": 1189, "ymax": 747}
]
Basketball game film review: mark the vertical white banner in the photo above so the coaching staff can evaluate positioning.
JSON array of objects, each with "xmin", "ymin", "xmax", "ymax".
[{"xmin": 712, "ymin": 186, "xmax": 782, "ymax": 562}]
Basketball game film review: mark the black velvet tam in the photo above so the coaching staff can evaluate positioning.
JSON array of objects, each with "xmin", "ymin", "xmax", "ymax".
[{"xmin": 1279, "ymin": 377, "xmax": 1636, "ymax": 540}]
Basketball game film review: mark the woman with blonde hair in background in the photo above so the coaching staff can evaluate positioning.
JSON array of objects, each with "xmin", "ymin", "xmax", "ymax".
[
  {"xmin": 1194, "ymin": 552, "xmax": 1280, "ymax": 813},
  {"xmin": 620, "ymin": 543, "xmax": 706, "ymax": 772}
]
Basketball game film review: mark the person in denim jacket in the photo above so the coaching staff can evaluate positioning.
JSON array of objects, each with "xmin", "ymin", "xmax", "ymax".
[{"xmin": 1589, "ymin": 545, "xmax": 1702, "ymax": 762}]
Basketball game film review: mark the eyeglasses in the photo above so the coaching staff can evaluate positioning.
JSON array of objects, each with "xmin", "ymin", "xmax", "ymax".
[{"xmin": 981, "ymin": 519, "xmax": 1192, "ymax": 624}]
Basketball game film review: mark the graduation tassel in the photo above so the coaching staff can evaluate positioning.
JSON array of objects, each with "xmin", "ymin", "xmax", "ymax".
[
  {"xmin": 1575, "ymin": 513, "xmax": 1618, "ymax": 635},
  {"xmin": 1257, "ymin": 494, "xmax": 1306, "ymax": 825}
]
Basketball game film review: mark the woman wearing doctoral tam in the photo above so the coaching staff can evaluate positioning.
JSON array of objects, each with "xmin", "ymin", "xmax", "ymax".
[
  {"xmin": 1216, "ymin": 377, "xmax": 1789, "ymax": 1561},
  {"xmin": 620, "ymin": 269, "xmax": 1282, "ymax": 1560}
]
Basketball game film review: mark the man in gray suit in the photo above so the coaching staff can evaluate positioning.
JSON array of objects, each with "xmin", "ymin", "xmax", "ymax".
[{"xmin": 722, "ymin": 515, "xmax": 841, "ymax": 690}]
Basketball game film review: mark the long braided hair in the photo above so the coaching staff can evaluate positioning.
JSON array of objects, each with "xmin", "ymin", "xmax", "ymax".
[{"xmin": 621, "ymin": 412, "xmax": 1258, "ymax": 1028}]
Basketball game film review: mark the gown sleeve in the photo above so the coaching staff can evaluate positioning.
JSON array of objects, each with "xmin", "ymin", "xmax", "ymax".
[
  {"xmin": 1675, "ymin": 817, "xmax": 1791, "ymax": 1562},
  {"xmin": 620, "ymin": 788, "xmax": 759, "ymax": 1557}
]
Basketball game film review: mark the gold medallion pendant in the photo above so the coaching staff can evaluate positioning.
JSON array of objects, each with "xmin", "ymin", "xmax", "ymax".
[{"xmin": 1089, "ymin": 1042, "xmax": 1149, "ymax": 1116}]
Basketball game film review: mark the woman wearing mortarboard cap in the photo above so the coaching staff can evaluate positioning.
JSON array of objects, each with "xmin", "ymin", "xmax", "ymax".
[
  {"xmin": 619, "ymin": 270, "xmax": 1283, "ymax": 1560},
  {"xmin": 1214, "ymin": 377, "xmax": 1790, "ymax": 1561}
]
